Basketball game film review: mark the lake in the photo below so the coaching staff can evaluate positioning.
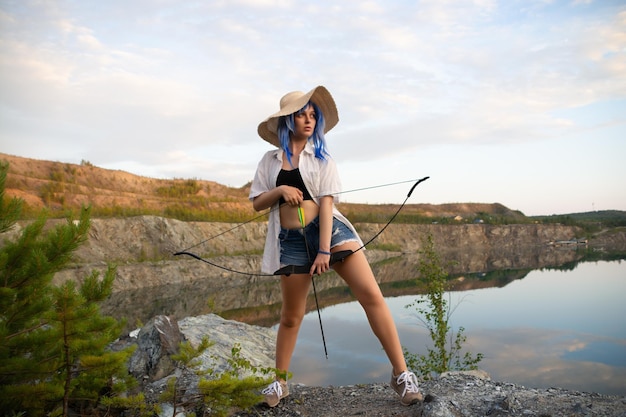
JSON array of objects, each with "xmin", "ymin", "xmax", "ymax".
[{"xmin": 286, "ymin": 260, "xmax": 626, "ymax": 396}]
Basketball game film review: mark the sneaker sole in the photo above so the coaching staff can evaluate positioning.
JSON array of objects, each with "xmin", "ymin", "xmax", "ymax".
[
  {"xmin": 400, "ymin": 394, "xmax": 423, "ymax": 406},
  {"xmin": 266, "ymin": 392, "xmax": 289, "ymax": 408}
]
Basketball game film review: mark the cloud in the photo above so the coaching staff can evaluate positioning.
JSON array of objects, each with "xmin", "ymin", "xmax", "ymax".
[{"xmin": 1, "ymin": 0, "xmax": 624, "ymax": 213}]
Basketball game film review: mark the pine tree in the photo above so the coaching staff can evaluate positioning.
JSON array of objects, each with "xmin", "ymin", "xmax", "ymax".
[
  {"xmin": 0, "ymin": 161, "xmax": 138, "ymax": 416},
  {"xmin": 47, "ymin": 269, "xmax": 138, "ymax": 416},
  {"xmin": 0, "ymin": 160, "xmax": 92, "ymax": 413}
]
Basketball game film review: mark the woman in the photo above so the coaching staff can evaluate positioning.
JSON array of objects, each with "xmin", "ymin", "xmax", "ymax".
[{"xmin": 249, "ymin": 86, "xmax": 423, "ymax": 408}]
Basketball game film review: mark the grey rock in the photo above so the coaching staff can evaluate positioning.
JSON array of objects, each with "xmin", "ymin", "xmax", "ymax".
[
  {"xmin": 129, "ymin": 315, "xmax": 183, "ymax": 381},
  {"xmin": 126, "ymin": 313, "xmax": 276, "ymax": 408},
  {"xmin": 178, "ymin": 313, "xmax": 276, "ymax": 375}
]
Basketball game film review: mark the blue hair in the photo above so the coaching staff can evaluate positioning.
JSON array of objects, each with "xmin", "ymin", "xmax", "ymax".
[{"xmin": 277, "ymin": 101, "xmax": 330, "ymax": 167}]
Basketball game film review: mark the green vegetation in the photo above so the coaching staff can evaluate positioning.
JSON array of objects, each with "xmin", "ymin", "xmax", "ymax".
[
  {"xmin": 156, "ymin": 178, "xmax": 202, "ymax": 198},
  {"xmin": 20, "ymin": 195, "xmax": 260, "ymax": 223},
  {"xmin": 403, "ymin": 233, "xmax": 483, "ymax": 379},
  {"xmin": 531, "ymin": 210, "xmax": 626, "ymax": 234},
  {"xmin": 200, "ymin": 343, "xmax": 275, "ymax": 417},
  {"xmin": 161, "ymin": 203, "xmax": 255, "ymax": 223},
  {"xmin": 49, "ymin": 271, "xmax": 139, "ymax": 416},
  {"xmin": 159, "ymin": 338, "xmax": 274, "ymax": 417},
  {"xmin": 343, "ymin": 208, "xmax": 535, "ymax": 226}
]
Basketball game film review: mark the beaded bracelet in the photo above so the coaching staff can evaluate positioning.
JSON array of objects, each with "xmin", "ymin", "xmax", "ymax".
[{"xmin": 318, "ymin": 250, "xmax": 331, "ymax": 255}]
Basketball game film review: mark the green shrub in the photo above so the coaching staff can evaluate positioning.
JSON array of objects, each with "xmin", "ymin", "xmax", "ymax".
[
  {"xmin": 403, "ymin": 233, "xmax": 483, "ymax": 379},
  {"xmin": 160, "ymin": 338, "xmax": 275, "ymax": 417}
]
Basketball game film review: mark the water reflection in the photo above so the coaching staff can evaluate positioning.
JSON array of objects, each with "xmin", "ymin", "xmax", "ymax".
[
  {"xmin": 289, "ymin": 260, "xmax": 626, "ymax": 396},
  {"xmin": 103, "ymin": 246, "xmax": 601, "ymax": 330}
]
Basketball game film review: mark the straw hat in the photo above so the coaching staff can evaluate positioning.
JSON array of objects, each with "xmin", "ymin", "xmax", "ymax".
[{"xmin": 257, "ymin": 85, "xmax": 339, "ymax": 147}]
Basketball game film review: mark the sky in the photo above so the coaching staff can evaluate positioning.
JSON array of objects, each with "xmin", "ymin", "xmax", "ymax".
[{"xmin": 1, "ymin": 0, "xmax": 625, "ymax": 216}]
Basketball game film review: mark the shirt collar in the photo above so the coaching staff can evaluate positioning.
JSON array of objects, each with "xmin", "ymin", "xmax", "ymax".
[{"xmin": 273, "ymin": 140, "xmax": 315, "ymax": 160}]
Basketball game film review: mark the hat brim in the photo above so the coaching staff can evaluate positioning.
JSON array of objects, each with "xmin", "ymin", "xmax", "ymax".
[{"xmin": 257, "ymin": 86, "xmax": 339, "ymax": 147}]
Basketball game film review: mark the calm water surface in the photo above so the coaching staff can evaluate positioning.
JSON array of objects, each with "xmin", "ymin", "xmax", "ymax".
[{"xmin": 287, "ymin": 260, "xmax": 626, "ymax": 396}]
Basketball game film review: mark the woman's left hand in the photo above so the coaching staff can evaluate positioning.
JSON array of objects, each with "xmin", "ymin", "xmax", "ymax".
[{"xmin": 310, "ymin": 252, "xmax": 331, "ymax": 276}]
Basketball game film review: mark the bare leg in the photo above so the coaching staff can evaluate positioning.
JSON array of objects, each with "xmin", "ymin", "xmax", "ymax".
[
  {"xmin": 332, "ymin": 242, "xmax": 408, "ymax": 375},
  {"xmin": 275, "ymin": 273, "xmax": 312, "ymax": 379}
]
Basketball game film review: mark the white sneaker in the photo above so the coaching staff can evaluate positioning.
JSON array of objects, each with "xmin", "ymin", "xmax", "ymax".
[
  {"xmin": 262, "ymin": 380, "xmax": 289, "ymax": 407},
  {"xmin": 390, "ymin": 370, "xmax": 423, "ymax": 406}
]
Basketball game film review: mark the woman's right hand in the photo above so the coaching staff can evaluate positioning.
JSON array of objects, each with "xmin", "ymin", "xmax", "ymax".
[
  {"xmin": 280, "ymin": 185, "xmax": 304, "ymax": 207},
  {"xmin": 253, "ymin": 185, "xmax": 303, "ymax": 211}
]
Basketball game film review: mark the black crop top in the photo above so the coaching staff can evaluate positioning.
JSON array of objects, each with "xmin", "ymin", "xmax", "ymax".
[{"xmin": 276, "ymin": 168, "xmax": 313, "ymax": 205}]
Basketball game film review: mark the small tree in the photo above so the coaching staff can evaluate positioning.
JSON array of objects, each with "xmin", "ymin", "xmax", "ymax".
[
  {"xmin": 159, "ymin": 336, "xmax": 214, "ymax": 416},
  {"xmin": 0, "ymin": 161, "xmax": 139, "ymax": 416},
  {"xmin": 404, "ymin": 233, "xmax": 483, "ymax": 379},
  {"xmin": 198, "ymin": 343, "xmax": 275, "ymax": 416},
  {"xmin": 47, "ymin": 269, "xmax": 138, "ymax": 416}
]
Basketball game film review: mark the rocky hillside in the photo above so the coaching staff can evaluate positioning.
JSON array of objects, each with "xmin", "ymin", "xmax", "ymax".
[
  {"xmin": 1, "ymin": 152, "xmax": 527, "ymax": 221},
  {"xmin": 1, "ymin": 152, "xmax": 253, "ymax": 219}
]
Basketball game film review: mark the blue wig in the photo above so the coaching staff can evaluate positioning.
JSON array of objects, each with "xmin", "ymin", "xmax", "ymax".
[{"xmin": 277, "ymin": 101, "xmax": 330, "ymax": 167}]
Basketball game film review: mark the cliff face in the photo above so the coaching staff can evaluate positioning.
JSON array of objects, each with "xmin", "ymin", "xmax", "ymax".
[
  {"xmin": 46, "ymin": 216, "xmax": 587, "ymax": 270},
  {"xmin": 44, "ymin": 216, "xmax": 602, "ymax": 292},
  {"xmin": 39, "ymin": 217, "xmax": 583, "ymax": 283}
]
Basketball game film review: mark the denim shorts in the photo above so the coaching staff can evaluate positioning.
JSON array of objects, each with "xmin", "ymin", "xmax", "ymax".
[{"xmin": 279, "ymin": 216, "xmax": 358, "ymax": 266}]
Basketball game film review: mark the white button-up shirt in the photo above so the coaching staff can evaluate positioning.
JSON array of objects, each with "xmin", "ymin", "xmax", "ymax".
[{"xmin": 249, "ymin": 141, "xmax": 363, "ymax": 273}]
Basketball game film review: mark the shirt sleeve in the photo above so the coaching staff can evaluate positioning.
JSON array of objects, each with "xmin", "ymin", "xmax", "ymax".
[
  {"xmin": 248, "ymin": 150, "xmax": 282, "ymax": 273},
  {"xmin": 249, "ymin": 151, "xmax": 274, "ymax": 201},
  {"xmin": 317, "ymin": 156, "xmax": 342, "ymax": 203}
]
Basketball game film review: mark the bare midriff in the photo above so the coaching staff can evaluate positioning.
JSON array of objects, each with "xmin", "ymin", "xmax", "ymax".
[{"xmin": 279, "ymin": 199, "xmax": 319, "ymax": 229}]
